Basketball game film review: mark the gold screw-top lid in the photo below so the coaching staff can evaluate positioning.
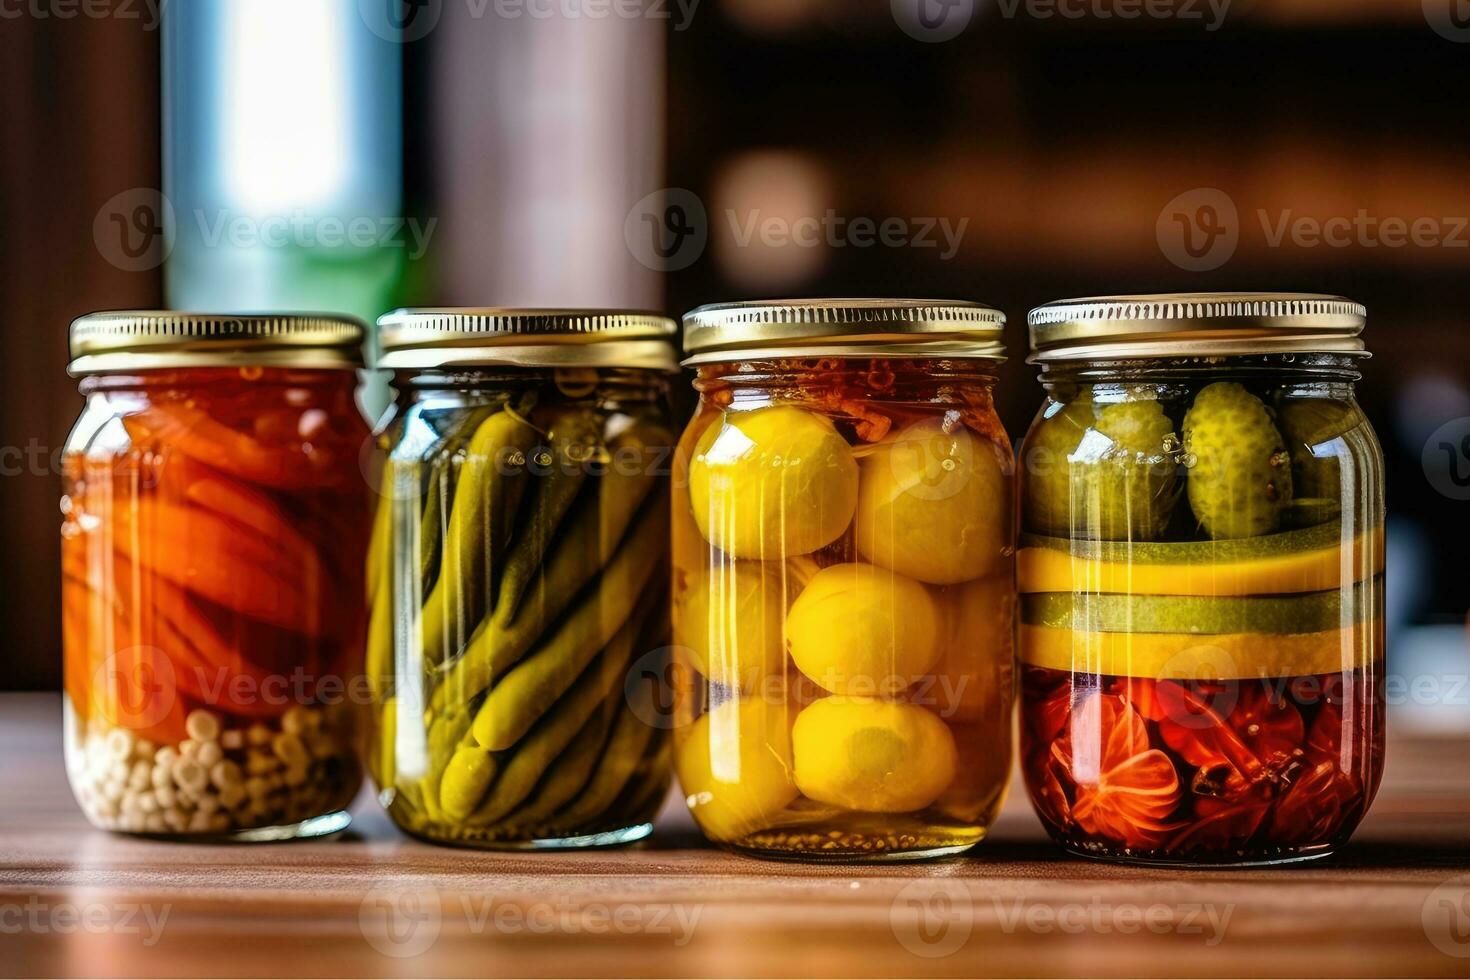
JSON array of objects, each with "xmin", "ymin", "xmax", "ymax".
[
  {"xmin": 68, "ymin": 311, "xmax": 366, "ymax": 375},
  {"xmin": 1027, "ymin": 292, "xmax": 1367, "ymax": 363},
  {"xmin": 681, "ymin": 298, "xmax": 1006, "ymax": 366},
  {"xmin": 376, "ymin": 308, "xmax": 679, "ymax": 371}
]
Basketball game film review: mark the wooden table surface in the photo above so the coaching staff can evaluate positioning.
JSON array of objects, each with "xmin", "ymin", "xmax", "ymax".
[{"xmin": 5, "ymin": 693, "xmax": 1470, "ymax": 979}]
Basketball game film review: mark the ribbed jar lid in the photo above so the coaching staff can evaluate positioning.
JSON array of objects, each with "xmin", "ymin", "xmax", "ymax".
[
  {"xmin": 68, "ymin": 311, "xmax": 366, "ymax": 375},
  {"xmin": 1027, "ymin": 293, "xmax": 1366, "ymax": 363},
  {"xmin": 377, "ymin": 308, "xmax": 679, "ymax": 371},
  {"xmin": 681, "ymin": 298, "xmax": 1006, "ymax": 366}
]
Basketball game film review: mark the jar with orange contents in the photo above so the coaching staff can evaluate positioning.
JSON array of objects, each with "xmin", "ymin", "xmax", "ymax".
[{"xmin": 61, "ymin": 312, "xmax": 372, "ymax": 839}]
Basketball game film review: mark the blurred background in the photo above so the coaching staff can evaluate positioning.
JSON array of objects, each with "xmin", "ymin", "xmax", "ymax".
[{"xmin": 3, "ymin": 0, "xmax": 1467, "ymax": 731}]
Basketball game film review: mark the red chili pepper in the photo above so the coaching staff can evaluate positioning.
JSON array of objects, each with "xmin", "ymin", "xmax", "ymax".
[
  {"xmin": 1108, "ymin": 676, "xmax": 1167, "ymax": 721},
  {"xmin": 1171, "ymin": 794, "xmax": 1273, "ymax": 853},
  {"xmin": 1304, "ymin": 700, "xmax": 1344, "ymax": 766},
  {"xmin": 1229, "ymin": 685, "xmax": 1305, "ymax": 769},
  {"xmin": 1155, "ymin": 680, "xmax": 1257, "ymax": 772},
  {"xmin": 1156, "ymin": 682, "xmax": 1304, "ymax": 778},
  {"xmin": 1026, "ymin": 670, "xmax": 1073, "ymax": 743},
  {"xmin": 1029, "ymin": 752, "xmax": 1073, "ymax": 830},
  {"xmin": 1055, "ymin": 694, "xmax": 1182, "ymax": 850},
  {"xmin": 1266, "ymin": 760, "xmax": 1362, "ymax": 847}
]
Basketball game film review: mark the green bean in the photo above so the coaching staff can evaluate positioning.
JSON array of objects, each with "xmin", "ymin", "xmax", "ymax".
[
  {"xmin": 462, "ymin": 613, "xmax": 637, "ymax": 825},
  {"xmin": 365, "ymin": 459, "xmax": 410, "ymax": 699},
  {"xmin": 419, "ymin": 408, "xmax": 539, "ymax": 667},
  {"xmin": 428, "ymin": 469, "xmax": 662, "ymax": 714},
  {"xmin": 366, "ymin": 465, "xmax": 392, "ymax": 606},
  {"xmin": 494, "ymin": 410, "xmax": 603, "ymax": 619},
  {"xmin": 365, "ymin": 579, "xmax": 394, "ymax": 701},
  {"xmin": 418, "ymin": 701, "xmax": 477, "ymax": 820},
  {"xmin": 615, "ymin": 755, "xmax": 672, "ymax": 826},
  {"xmin": 375, "ymin": 695, "xmax": 399, "ymax": 790},
  {"xmin": 501, "ymin": 694, "xmax": 617, "ymax": 829},
  {"xmin": 419, "ymin": 405, "xmax": 499, "ymax": 594},
  {"xmin": 411, "ymin": 711, "xmax": 463, "ymax": 823},
  {"xmin": 555, "ymin": 681, "xmax": 659, "ymax": 828},
  {"xmin": 417, "ymin": 468, "xmax": 445, "ymax": 591},
  {"xmin": 469, "ymin": 497, "xmax": 668, "ymax": 750},
  {"xmin": 440, "ymin": 744, "xmax": 499, "ymax": 821}
]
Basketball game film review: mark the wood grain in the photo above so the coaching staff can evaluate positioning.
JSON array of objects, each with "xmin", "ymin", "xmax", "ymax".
[{"xmin": 2, "ymin": 693, "xmax": 1469, "ymax": 979}]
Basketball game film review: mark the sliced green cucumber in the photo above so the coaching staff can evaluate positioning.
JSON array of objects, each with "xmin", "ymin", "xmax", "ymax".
[
  {"xmin": 1022, "ymin": 577, "xmax": 1380, "ymax": 635},
  {"xmin": 1019, "ymin": 518, "xmax": 1346, "ymax": 565}
]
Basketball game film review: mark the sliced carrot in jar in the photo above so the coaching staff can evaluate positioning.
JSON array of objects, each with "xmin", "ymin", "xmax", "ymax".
[
  {"xmin": 111, "ymin": 498, "xmax": 322, "ymax": 637},
  {"xmin": 125, "ymin": 403, "xmax": 347, "ymax": 491}
]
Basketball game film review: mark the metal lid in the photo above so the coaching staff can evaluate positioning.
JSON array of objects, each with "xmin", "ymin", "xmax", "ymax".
[
  {"xmin": 68, "ymin": 311, "xmax": 366, "ymax": 375},
  {"xmin": 1027, "ymin": 293, "xmax": 1367, "ymax": 363},
  {"xmin": 681, "ymin": 298, "xmax": 1006, "ymax": 366},
  {"xmin": 377, "ymin": 308, "xmax": 679, "ymax": 371}
]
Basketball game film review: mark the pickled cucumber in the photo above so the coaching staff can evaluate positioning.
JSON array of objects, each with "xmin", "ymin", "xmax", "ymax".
[
  {"xmin": 1018, "ymin": 519, "xmax": 1384, "ymax": 596},
  {"xmin": 1022, "ymin": 577, "xmax": 1377, "ymax": 635},
  {"xmin": 1023, "ymin": 392, "xmax": 1179, "ymax": 541},
  {"xmin": 1183, "ymin": 382, "xmax": 1293, "ymax": 539},
  {"xmin": 1278, "ymin": 397, "xmax": 1363, "ymax": 501}
]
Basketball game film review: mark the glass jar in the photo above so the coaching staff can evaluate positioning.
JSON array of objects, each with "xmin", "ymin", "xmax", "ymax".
[
  {"xmin": 671, "ymin": 299, "xmax": 1015, "ymax": 861},
  {"xmin": 1017, "ymin": 294, "xmax": 1385, "ymax": 866},
  {"xmin": 61, "ymin": 312, "xmax": 371, "ymax": 839},
  {"xmin": 368, "ymin": 309, "xmax": 678, "ymax": 849}
]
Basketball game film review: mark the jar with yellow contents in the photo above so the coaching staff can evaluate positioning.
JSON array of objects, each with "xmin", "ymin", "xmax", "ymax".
[{"xmin": 670, "ymin": 299, "xmax": 1015, "ymax": 860}]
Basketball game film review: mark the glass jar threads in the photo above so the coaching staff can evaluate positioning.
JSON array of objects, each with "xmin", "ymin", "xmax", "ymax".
[
  {"xmin": 1018, "ymin": 294, "xmax": 1385, "ymax": 866},
  {"xmin": 368, "ymin": 309, "xmax": 678, "ymax": 849},
  {"xmin": 61, "ymin": 312, "xmax": 372, "ymax": 839},
  {"xmin": 672, "ymin": 299, "xmax": 1016, "ymax": 860}
]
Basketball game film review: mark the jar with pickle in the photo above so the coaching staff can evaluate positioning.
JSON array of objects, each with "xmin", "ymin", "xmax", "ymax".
[
  {"xmin": 671, "ymin": 299, "xmax": 1016, "ymax": 860},
  {"xmin": 1017, "ymin": 294, "xmax": 1385, "ymax": 866},
  {"xmin": 367, "ymin": 309, "xmax": 677, "ymax": 849},
  {"xmin": 61, "ymin": 312, "xmax": 372, "ymax": 839}
]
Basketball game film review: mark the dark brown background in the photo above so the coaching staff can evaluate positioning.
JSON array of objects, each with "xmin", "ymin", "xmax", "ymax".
[
  {"xmin": 1, "ymin": 17, "xmax": 161, "ymax": 689},
  {"xmin": 5, "ymin": 1, "xmax": 1469, "ymax": 689}
]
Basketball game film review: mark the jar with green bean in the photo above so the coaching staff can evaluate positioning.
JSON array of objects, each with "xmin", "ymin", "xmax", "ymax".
[{"xmin": 367, "ymin": 309, "xmax": 678, "ymax": 848}]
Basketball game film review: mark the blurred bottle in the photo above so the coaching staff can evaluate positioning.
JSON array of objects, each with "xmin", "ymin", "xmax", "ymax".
[{"xmin": 162, "ymin": 0, "xmax": 405, "ymax": 333}]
